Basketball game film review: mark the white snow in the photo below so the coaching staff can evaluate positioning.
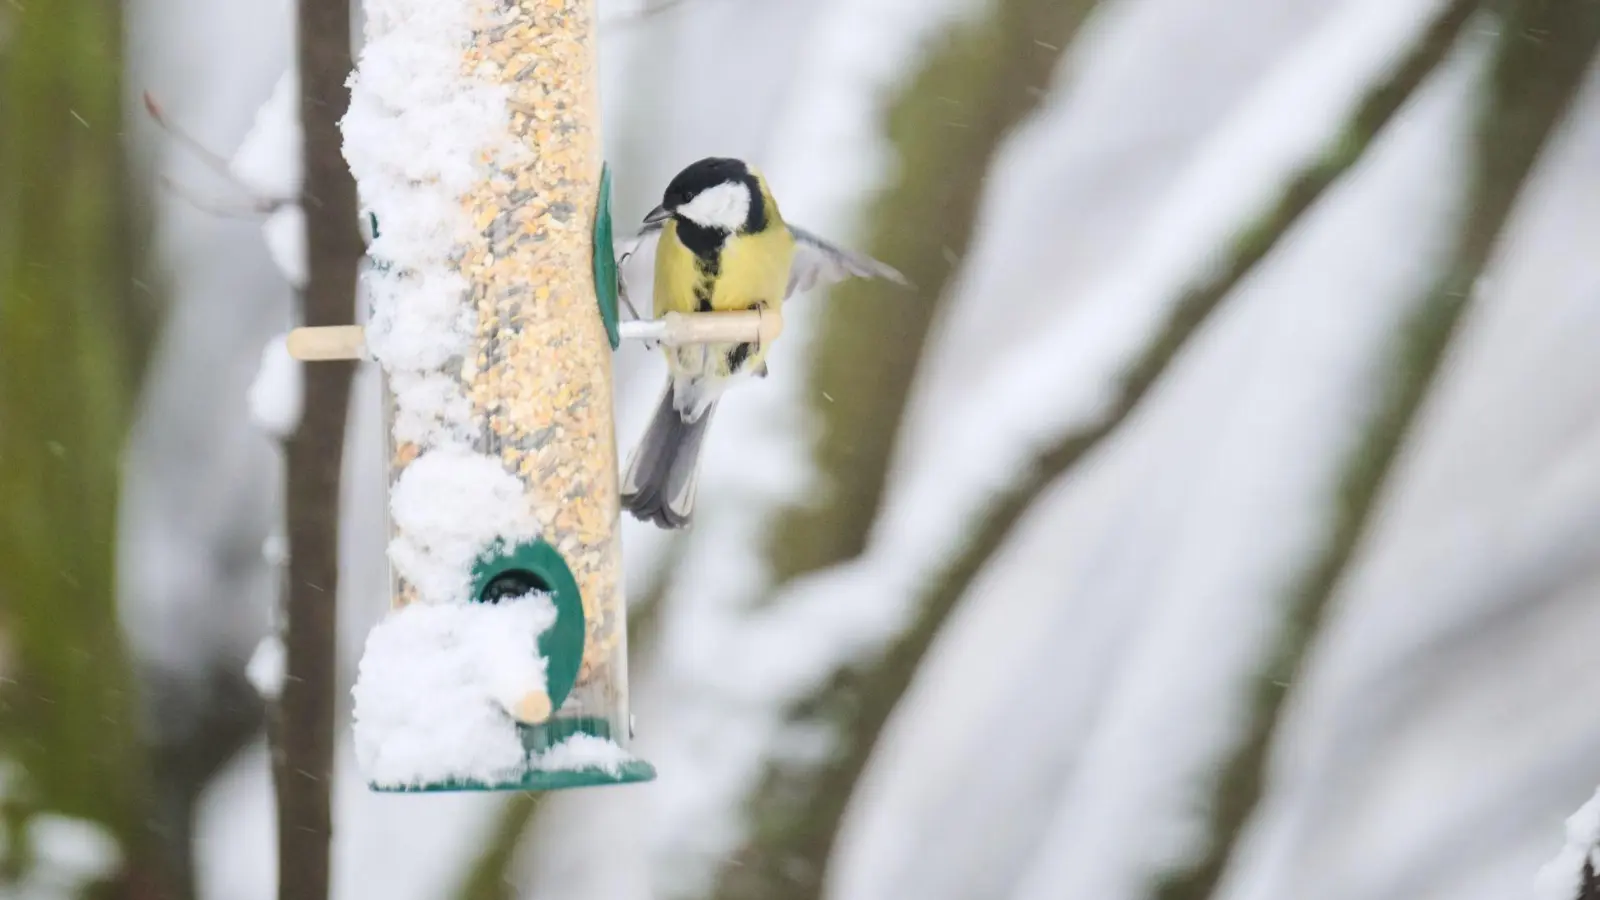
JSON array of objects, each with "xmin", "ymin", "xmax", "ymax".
[
  {"xmin": 1537, "ymin": 787, "xmax": 1600, "ymax": 900},
  {"xmin": 385, "ymin": 447, "xmax": 541, "ymax": 605},
  {"xmin": 245, "ymin": 634, "xmax": 287, "ymax": 700},
  {"xmin": 341, "ymin": 0, "xmax": 546, "ymax": 615},
  {"xmin": 261, "ymin": 205, "xmax": 308, "ymax": 288},
  {"xmin": 880, "ymin": 0, "xmax": 1469, "ymax": 583},
  {"xmin": 232, "ymin": 68, "xmax": 307, "ymax": 287},
  {"xmin": 262, "ymin": 531, "xmax": 289, "ymax": 566},
  {"xmin": 350, "ymin": 591, "xmax": 557, "ymax": 788},
  {"xmin": 231, "ymin": 68, "xmax": 300, "ymax": 198},
  {"xmin": 828, "ymin": 5, "xmax": 1482, "ymax": 899},
  {"xmin": 246, "ymin": 332, "xmax": 303, "ymax": 438},
  {"xmin": 361, "ymin": 269, "xmax": 475, "ymax": 374},
  {"xmin": 0, "ymin": 796, "xmax": 123, "ymax": 900},
  {"xmin": 26, "ymin": 815, "xmax": 122, "ymax": 884},
  {"xmin": 532, "ymin": 733, "xmax": 637, "ymax": 778}
]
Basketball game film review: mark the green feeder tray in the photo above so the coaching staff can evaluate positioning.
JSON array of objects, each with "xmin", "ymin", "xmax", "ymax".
[{"xmin": 368, "ymin": 539, "xmax": 656, "ymax": 793}]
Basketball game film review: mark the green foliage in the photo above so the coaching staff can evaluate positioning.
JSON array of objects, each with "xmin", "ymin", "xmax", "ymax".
[{"xmin": 0, "ymin": 0, "xmax": 157, "ymax": 891}]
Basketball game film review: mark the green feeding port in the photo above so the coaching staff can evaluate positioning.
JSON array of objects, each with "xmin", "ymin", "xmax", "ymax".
[
  {"xmin": 593, "ymin": 162, "xmax": 622, "ymax": 350},
  {"xmin": 474, "ymin": 539, "xmax": 586, "ymax": 713},
  {"xmin": 368, "ymin": 539, "xmax": 656, "ymax": 793}
]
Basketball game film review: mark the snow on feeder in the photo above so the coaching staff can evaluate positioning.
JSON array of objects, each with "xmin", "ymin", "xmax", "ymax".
[{"xmin": 283, "ymin": 0, "xmax": 776, "ymax": 793}]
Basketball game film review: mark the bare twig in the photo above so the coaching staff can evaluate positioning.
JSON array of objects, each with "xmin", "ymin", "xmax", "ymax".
[
  {"xmin": 143, "ymin": 91, "xmax": 240, "ymax": 182},
  {"xmin": 143, "ymin": 90, "xmax": 296, "ymax": 219},
  {"xmin": 268, "ymin": 1, "xmax": 362, "ymax": 900}
]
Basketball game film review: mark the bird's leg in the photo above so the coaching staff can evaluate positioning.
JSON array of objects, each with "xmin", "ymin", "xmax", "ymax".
[
  {"xmin": 619, "ymin": 280, "xmax": 661, "ymax": 350},
  {"xmin": 749, "ymin": 300, "xmax": 771, "ymax": 378}
]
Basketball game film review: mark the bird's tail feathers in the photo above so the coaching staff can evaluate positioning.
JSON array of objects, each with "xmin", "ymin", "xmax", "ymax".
[{"xmin": 620, "ymin": 382, "xmax": 715, "ymax": 529}]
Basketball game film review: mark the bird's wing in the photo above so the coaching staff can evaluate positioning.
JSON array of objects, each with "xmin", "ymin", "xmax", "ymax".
[
  {"xmin": 613, "ymin": 219, "xmax": 910, "ymax": 313},
  {"xmin": 785, "ymin": 224, "xmax": 911, "ymax": 297}
]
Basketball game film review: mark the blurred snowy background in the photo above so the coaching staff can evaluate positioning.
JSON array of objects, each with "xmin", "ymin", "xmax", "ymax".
[{"xmin": 7, "ymin": 0, "xmax": 1600, "ymax": 897}]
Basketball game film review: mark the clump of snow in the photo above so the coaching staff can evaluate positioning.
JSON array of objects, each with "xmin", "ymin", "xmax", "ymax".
[
  {"xmin": 362, "ymin": 269, "xmax": 475, "ymax": 373},
  {"xmin": 262, "ymin": 531, "xmax": 289, "ymax": 566},
  {"xmin": 245, "ymin": 634, "xmax": 286, "ymax": 700},
  {"xmin": 232, "ymin": 69, "xmax": 307, "ymax": 287},
  {"xmin": 342, "ymin": 0, "xmax": 539, "ymax": 613},
  {"xmin": 21, "ymin": 813, "xmax": 122, "ymax": 898},
  {"xmin": 351, "ymin": 591, "xmax": 557, "ymax": 788},
  {"xmin": 1536, "ymin": 786, "xmax": 1600, "ymax": 900},
  {"xmin": 261, "ymin": 206, "xmax": 308, "ymax": 287},
  {"xmin": 387, "ymin": 370, "xmax": 474, "ymax": 447},
  {"xmin": 231, "ymin": 69, "xmax": 300, "ymax": 198},
  {"xmin": 532, "ymin": 733, "xmax": 637, "ymax": 778},
  {"xmin": 247, "ymin": 333, "xmax": 302, "ymax": 438},
  {"xmin": 387, "ymin": 447, "xmax": 541, "ymax": 605}
]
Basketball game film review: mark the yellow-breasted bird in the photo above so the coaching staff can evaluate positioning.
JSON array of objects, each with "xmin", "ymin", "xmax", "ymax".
[{"xmin": 618, "ymin": 156, "xmax": 908, "ymax": 529}]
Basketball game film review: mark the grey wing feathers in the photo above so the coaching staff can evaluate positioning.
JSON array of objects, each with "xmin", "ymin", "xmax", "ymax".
[
  {"xmin": 786, "ymin": 224, "xmax": 910, "ymax": 296},
  {"xmin": 614, "ymin": 219, "xmax": 909, "ymax": 304}
]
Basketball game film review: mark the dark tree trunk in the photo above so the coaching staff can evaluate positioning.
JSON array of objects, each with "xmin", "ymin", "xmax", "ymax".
[{"xmin": 270, "ymin": 0, "xmax": 361, "ymax": 898}]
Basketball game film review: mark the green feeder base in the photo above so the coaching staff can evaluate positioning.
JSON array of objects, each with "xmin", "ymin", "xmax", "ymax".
[
  {"xmin": 368, "ymin": 716, "xmax": 657, "ymax": 794},
  {"xmin": 369, "ymin": 762, "xmax": 658, "ymax": 793}
]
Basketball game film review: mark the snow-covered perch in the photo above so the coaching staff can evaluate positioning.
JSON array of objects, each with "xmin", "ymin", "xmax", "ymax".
[{"xmin": 324, "ymin": 0, "xmax": 656, "ymax": 791}]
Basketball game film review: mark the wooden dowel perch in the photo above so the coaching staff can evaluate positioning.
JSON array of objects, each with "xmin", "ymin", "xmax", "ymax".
[
  {"xmin": 616, "ymin": 308, "xmax": 784, "ymax": 346},
  {"xmin": 285, "ymin": 309, "xmax": 784, "ymax": 362},
  {"xmin": 286, "ymin": 324, "xmax": 368, "ymax": 361}
]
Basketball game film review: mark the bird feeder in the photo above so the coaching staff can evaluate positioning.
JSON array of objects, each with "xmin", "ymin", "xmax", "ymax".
[{"xmin": 292, "ymin": 0, "xmax": 778, "ymax": 793}]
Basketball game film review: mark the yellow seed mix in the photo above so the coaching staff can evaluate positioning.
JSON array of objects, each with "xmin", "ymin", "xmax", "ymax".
[{"xmin": 386, "ymin": 0, "xmax": 629, "ymax": 725}]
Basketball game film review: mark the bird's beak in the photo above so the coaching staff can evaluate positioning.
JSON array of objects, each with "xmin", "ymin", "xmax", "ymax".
[{"xmin": 643, "ymin": 204, "xmax": 672, "ymax": 225}]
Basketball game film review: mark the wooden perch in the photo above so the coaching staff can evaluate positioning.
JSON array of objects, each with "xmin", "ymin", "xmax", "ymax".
[
  {"xmin": 285, "ymin": 309, "xmax": 784, "ymax": 362},
  {"xmin": 286, "ymin": 325, "xmax": 367, "ymax": 361},
  {"xmin": 617, "ymin": 308, "xmax": 784, "ymax": 346}
]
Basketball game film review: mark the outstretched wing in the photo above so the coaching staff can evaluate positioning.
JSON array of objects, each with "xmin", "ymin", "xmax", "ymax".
[
  {"xmin": 612, "ymin": 219, "xmax": 909, "ymax": 316},
  {"xmin": 786, "ymin": 224, "xmax": 910, "ymax": 297}
]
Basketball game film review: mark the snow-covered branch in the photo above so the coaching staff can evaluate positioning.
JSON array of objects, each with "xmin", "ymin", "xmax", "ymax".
[
  {"xmin": 725, "ymin": 1, "xmax": 1482, "ymax": 895},
  {"xmin": 1539, "ymin": 787, "xmax": 1600, "ymax": 900},
  {"xmin": 1154, "ymin": 2, "xmax": 1600, "ymax": 897}
]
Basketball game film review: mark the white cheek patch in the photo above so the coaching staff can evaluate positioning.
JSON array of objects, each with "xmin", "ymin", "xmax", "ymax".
[{"xmin": 678, "ymin": 182, "xmax": 751, "ymax": 231}]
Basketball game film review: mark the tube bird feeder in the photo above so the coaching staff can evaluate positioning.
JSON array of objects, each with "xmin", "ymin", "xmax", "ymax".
[{"xmin": 293, "ymin": 0, "xmax": 783, "ymax": 793}]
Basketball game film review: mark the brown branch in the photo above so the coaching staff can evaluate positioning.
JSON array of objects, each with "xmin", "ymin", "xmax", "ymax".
[
  {"xmin": 269, "ymin": 1, "xmax": 362, "ymax": 899},
  {"xmin": 722, "ymin": 2, "xmax": 1483, "ymax": 897},
  {"xmin": 1152, "ymin": 2, "xmax": 1600, "ymax": 898}
]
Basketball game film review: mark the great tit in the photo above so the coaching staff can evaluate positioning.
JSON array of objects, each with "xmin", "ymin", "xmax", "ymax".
[{"xmin": 618, "ymin": 156, "xmax": 907, "ymax": 529}]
